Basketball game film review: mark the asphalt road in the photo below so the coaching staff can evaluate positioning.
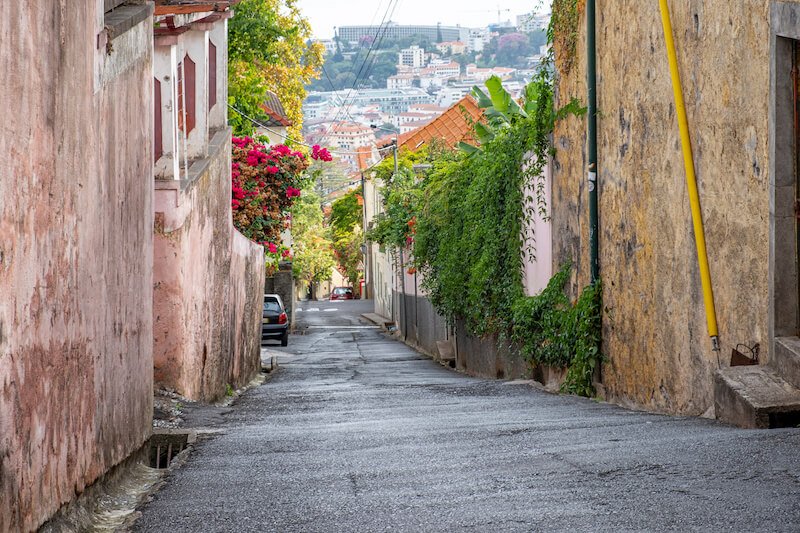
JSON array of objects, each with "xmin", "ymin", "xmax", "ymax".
[{"xmin": 135, "ymin": 299, "xmax": 800, "ymax": 532}]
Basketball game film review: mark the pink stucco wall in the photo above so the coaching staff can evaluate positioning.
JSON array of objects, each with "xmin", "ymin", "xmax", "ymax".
[
  {"xmin": 153, "ymin": 130, "xmax": 265, "ymax": 401},
  {"xmin": 523, "ymin": 160, "xmax": 553, "ymax": 296},
  {"xmin": 0, "ymin": 4, "xmax": 154, "ymax": 531}
]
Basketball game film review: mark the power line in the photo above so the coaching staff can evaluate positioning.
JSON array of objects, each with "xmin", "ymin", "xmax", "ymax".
[
  {"xmin": 338, "ymin": 0, "xmax": 402, "ymax": 125},
  {"xmin": 228, "ymin": 104, "xmax": 394, "ymax": 156},
  {"xmin": 327, "ymin": 0, "xmax": 397, "ymax": 127}
]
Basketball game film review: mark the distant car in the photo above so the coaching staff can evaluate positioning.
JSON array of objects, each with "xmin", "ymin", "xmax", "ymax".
[
  {"xmin": 329, "ymin": 287, "xmax": 354, "ymax": 301},
  {"xmin": 262, "ymin": 294, "xmax": 289, "ymax": 346}
]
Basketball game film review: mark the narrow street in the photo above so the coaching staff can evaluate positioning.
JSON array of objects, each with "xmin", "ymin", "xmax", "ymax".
[{"xmin": 135, "ymin": 301, "xmax": 800, "ymax": 532}]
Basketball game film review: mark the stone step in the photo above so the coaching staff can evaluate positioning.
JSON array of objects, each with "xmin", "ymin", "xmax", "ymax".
[
  {"xmin": 714, "ymin": 365, "xmax": 800, "ymax": 429},
  {"xmin": 772, "ymin": 337, "xmax": 800, "ymax": 389}
]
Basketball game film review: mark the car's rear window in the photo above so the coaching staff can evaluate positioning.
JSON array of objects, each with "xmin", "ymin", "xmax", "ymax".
[
  {"xmin": 334, "ymin": 288, "xmax": 352, "ymax": 295},
  {"xmin": 263, "ymin": 300, "xmax": 281, "ymax": 313}
]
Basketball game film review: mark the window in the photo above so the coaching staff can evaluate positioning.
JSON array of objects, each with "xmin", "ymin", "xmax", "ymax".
[
  {"xmin": 176, "ymin": 54, "xmax": 196, "ymax": 134},
  {"xmin": 208, "ymin": 41, "xmax": 217, "ymax": 111},
  {"xmin": 154, "ymin": 77, "xmax": 162, "ymax": 162}
]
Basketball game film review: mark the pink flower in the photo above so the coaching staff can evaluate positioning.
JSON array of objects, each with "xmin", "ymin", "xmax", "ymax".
[
  {"xmin": 246, "ymin": 155, "xmax": 259, "ymax": 166},
  {"xmin": 281, "ymin": 248, "xmax": 291, "ymax": 258},
  {"xmin": 268, "ymin": 243, "xmax": 278, "ymax": 253},
  {"xmin": 266, "ymin": 166, "xmax": 280, "ymax": 174},
  {"xmin": 312, "ymin": 145, "xmax": 333, "ymax": 162}
]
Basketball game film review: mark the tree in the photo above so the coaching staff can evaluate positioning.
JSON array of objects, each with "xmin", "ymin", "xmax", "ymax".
[
  {"xmin": 494, "ymin": 32, "xmax": 534, "ymax": 68},
  {"xmin": 329, "ymin": 189, "xmax": 364, "ymax": 288},
  {"xmin": 228, "ymin": 0, "xmax": 324, "ymax": 137},
  {"xmin": 291, "ymin": 189, "xmax": 336, "ymax": 298}
]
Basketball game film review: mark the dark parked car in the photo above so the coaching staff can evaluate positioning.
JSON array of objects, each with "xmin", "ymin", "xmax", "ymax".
[
  {"xmin": 329, "ymin": 287, "xmax": 354, "ymax": 301},
  {"xmin": 262, "ymin": 294, "xmax": 289, "ymax": 346}
]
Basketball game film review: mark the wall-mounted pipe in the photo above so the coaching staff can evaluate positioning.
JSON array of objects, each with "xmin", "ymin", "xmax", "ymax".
[
  {"xmin": 659, "ymin": 0, "xmax": 720, "ymax": 352},
  {"xmin": 587, "ymin": 0, "xmax": 600, "ymax": 283}
]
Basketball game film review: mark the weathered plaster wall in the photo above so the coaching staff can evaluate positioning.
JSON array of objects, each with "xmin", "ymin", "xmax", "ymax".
[
  {"xmin": 0, "ymin": 3, "xmax": 154, "ymax": 531},
  {"xmin": 153, "ymin": 130, "xmax": 265, "ymax": 401},
  {"xmin": 552, "ymin": 0, "xmax": 780, "ymax": 414}
]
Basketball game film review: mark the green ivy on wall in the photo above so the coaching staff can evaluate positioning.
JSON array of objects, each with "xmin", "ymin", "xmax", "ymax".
[{"xmin": 368, "ymin": 14, "xmax": 601, "ymax": 396}]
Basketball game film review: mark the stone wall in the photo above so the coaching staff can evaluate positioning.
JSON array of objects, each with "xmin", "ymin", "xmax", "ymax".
[
  {"xmin": 153, "ymin": 130, "xmax": 265, "ymax": 401},
  {"xmin": 551, "ymin": 0, "xmax": 788, "ymax": 414},
  {"xmin": 264, "ymin": 263, "xmax": 296, "ymax": 325},
  {"xmin": 0, "ymin": 3, "xmax": 154, "ymax": 531}
]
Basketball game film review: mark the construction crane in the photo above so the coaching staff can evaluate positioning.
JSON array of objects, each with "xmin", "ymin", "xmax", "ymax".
[{"xmin": 464, "ymin": 6, "xmax": 512, "ymax": 24}]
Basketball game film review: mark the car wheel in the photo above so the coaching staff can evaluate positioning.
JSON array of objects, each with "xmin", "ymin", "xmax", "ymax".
[{"xmin": 281, "ymin": 330, "xmax": 288, "ymax": 347}]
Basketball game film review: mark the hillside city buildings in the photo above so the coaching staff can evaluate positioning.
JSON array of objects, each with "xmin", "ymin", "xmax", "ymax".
[{"xmin": 306, "ymin": 12, "xmax": 550, "ymax": 189}]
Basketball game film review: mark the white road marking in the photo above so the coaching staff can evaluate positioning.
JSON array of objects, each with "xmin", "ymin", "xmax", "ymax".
[
  {"xmin": 305, "ymin": 325, "xmax": 380, "ymax": 329},
  {"xmin": 307, "ymin": 308, "xmax": 320, "ymax": 312},
  {"xmin": 324, "ymin": 308, "xmax": 338, "ymax": 312}
]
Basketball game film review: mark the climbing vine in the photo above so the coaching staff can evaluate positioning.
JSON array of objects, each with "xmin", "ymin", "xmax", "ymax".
[
  {"xmin": 550, "ymin": 0, "xmax": 585, "ymax": 75},
  {"xmin": 368, "ymin": 13, "xmax": 601, "ymax": 395}
]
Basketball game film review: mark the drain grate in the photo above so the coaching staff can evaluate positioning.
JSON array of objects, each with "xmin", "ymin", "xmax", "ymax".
[{"xmin": 148, "ymin": 431, "xmax": 194, "ymax": 469}]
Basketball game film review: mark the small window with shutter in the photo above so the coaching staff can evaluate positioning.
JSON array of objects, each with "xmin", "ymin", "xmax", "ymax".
[
  {"xmin": 208, "ymin": 41, "xmax": 217, "ymax": 111},
  {"xmin": 177, "ymin": 54, "xmax": 196, "ymax": 135}
]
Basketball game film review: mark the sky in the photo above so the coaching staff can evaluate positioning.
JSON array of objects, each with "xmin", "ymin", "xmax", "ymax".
[{"xmin": 295, "ymin": 0, "xmax": 552, "ymax": 39}]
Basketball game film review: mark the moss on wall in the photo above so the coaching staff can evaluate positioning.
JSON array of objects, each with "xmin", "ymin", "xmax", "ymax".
[{"xmin": 551, "ymin": 0, "xmax": 781, "ymax": 414}]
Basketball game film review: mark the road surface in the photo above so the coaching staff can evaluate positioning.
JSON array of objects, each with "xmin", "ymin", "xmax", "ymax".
[{"xmin": 135, "ymin": 299, "xmax": 800, "ymax": 532}]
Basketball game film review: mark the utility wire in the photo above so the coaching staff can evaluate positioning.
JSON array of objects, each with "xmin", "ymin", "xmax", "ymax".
[
  {"xmin": 339, "ymin": 0, "xmax": 403, "ymax": 124},
  {"xmin": 327, "ymin": 0, "xmax": 397, "ymax": 126},
  {"xmin": 228, "ymin": 104, "xmax": 394, "ymax": 156}
]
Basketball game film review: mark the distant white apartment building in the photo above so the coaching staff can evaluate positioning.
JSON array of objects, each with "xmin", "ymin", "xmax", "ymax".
[
  {"xmin": 465, "ymin": 64, "xmax": 517, "ymax": 82},
  {"xmin": 435, "ymin": 41, "xmax": 467, "ymax": 55},
  {"xmin": 398, "ymin": 45, "xmax": 425, "ymax": 68},
  {"xmin": 338, "ymin": 23, "xmax": 469, "ymax": 43},
  {"xmin": 399, "ymin": 118, "xmax": 433, "ymax": 135},
  {"xmin": 314, "ymin": 39, "xmax": 338, "ymax": 55},
  {"xmin": 303, "ymin": 98, "xmax": 331, "ymax": 121},
  {"xmin": 347, "ymin": 87, "xmax": 434, "ymax": 114},
  {"xmin": 427, "ymin": 60, "xmax": 461, "ymax": 78},
  {"xmin": 516, "ymin": 12, "xmax": 550, "ymax": 33},
  {"xmin": 391, "ymin": 111, "xmax": 436, "ymax": 128},
  {"xmin": 436, "ymin": 86, "xmax": 470, "ymax": 108},
  {"xmin": 466, "ymin": 28, "xmax": 490, "ymax": 53},
  {"xmin": 387, "ymin": 74, "xmax": 415, "ymax": 89},
  {"xmin": 324, "ymin": 122, "xmax": 376, "ymax": 168}
]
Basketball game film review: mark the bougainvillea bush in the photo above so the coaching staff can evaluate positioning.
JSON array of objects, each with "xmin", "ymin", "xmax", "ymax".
[{"xmin": 231, "ymin": 137, "xmax": 332, "ymax": 260}]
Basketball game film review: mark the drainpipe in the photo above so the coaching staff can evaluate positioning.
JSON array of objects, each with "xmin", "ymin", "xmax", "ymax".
[
  {"xmin": 659, "ymin": 0, "xmax": 720, "ymax": 352},
  {"xmin": 587, "ymin": 0, "xmax": 599, "ymax": 284}
]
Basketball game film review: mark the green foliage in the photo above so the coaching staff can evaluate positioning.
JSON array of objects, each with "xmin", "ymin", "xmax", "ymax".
[
  {"xmin": 228, "ymin": 0, "xmax": 324, "ymax": 137},
  {"xmin": 367, "ymin": 18, "xmax": 600, "ymax": 395},
  {"xmin": 367, "ymin": 143, "xmax": 454, "ymax": 251},
  {"xmin": 291, "ymin": 188, "xmax": 336, "ymax": 285},
  {"xmin": 511, "ymin": 266, "xmax": 603, "ymax": 395},
  {"xmin": 330, "ymin": 189, "xmax": 364, "ymax": 286},
  {"xmin": 550, "ymin": 0, "xmax": 583, "ymax": 74},
  {"xmin": 413, "ymin": 119, "xmax": 531, "ymax": 336},
  {"xmin": 329, "ymin": 189, "xmax": 362, "ymax": 239}
]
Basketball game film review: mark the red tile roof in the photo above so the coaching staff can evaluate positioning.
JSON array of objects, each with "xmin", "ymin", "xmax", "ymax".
[
  {"xmin": 154, "ymin": 0, "xmax": 238, "ymax": 15},
  {"xmin": 379, "ymin": 95, "xmax": 481, "ymax": 152},
  {"xmin": 355, "ymin": 146, "xmax": 373, "ymax": 171},
  {"xmin": 260, "ymin": 91, "xmax": 292, "ymax": 127}
]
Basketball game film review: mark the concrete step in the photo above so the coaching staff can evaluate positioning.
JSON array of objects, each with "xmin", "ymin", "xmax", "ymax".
[
  {"xmin": 361, "ymin": 313, "xmax": 394, "ymax": 329},
  {"xmin": 714, "ymin": 365, "xmax": 800, "ymax": 428},
  {"xmin": 772, "ymin": 337, "xmax": 800, "ymax": 389}
]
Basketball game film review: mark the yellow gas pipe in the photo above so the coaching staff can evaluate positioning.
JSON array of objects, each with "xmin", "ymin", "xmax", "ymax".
[{"xmin": 659, "ymin": 0, "xmax": 720, "ymax": 352}]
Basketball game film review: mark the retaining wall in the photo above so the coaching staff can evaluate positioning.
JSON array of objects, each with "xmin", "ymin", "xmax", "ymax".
[{"xmin": 0, "ymin": 3, "xmax": 155, "ymax": 530}]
